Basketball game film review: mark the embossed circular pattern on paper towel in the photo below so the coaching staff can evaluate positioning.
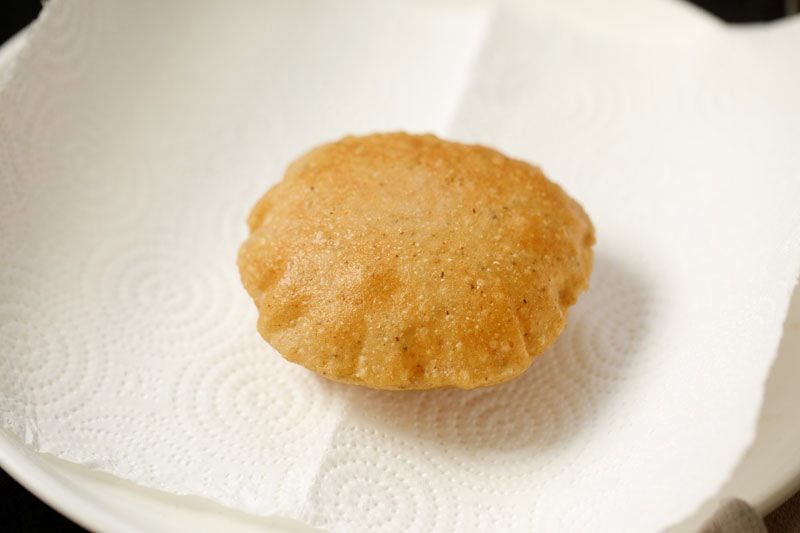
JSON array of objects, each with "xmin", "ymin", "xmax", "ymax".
[
  {"xmin": 83, "ymin": 232, "xmax": 246, "ymax": 353},
  {"xmin": 550, "ymin": 256, "xmax": 653, "ymax": 389},
  {"xmin": 173, "ymin": 336, "xmax": 332, "ymax": 452},
  {"xmin": 306, "ymin": 425, "xmax": 461, "ymax": 532},
  {"xmin": 355, "ymin": 376, "xmax": 571, "ymax": 461},
  {"xmin": 0, "ymin": 268, "xmax": 103, "ymax": 418},
  {"xmin": 167, "ymin": 334, "xmax": 348, "ymax": 510},
  {"xmin": 335, "ymin": 370, "xmax": 579, "ymax": 490}
]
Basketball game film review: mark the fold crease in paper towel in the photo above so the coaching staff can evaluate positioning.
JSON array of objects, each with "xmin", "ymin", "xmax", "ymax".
[{"xmin": 1, "ymin": 0, "xmax": 799, "ymax": 531}]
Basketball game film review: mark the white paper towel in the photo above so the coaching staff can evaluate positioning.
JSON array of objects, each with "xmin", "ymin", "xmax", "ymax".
[{"xmin": 1, "ymin": 0, "xmax": 799, "ymax": 531}]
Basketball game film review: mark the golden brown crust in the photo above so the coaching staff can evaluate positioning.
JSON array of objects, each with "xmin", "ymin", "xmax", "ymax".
[{"xmin": 238, "ymin": 133, "xmax": 594, "ymax": 390}]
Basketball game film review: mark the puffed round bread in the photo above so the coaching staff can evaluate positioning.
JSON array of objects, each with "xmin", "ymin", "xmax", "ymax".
[{"xmin": 238, "ymin": 133, "xmax": 595, "ymax": 390}]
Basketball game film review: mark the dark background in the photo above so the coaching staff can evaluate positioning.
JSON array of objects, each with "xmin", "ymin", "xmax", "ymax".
[{"xmin": 0, "ymin": 0, "xmax": 796, "ymax": 531}]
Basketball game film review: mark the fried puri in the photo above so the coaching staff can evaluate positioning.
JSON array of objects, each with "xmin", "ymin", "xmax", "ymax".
[{"xmin": 238, "ymin": 133, "xmax": 594, "ymax": 390}]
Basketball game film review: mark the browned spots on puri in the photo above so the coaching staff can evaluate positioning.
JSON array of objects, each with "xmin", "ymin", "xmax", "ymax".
[
  {"xmin": 523, "ymin": 299, "xmax": 527, "ymax": 304},
  {"xmin": 395, "ymin": 337, "xmax": 400, "ymax": 342},
  {"xmin": 470, "ymin": 284, "xmax": 476, "ymax": 290},
  {"xmin": 445, "ymin": 310, "xmax": 449, "ymax": 315},
  {"xmin": 403, "ymin": 346, "xmax": 408, "ymax": 351},
  {"xmin": 440, "ymin": 271, "xmax": 445, "ymax": 279}
]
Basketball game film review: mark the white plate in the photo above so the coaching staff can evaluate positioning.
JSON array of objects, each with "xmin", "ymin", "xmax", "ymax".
[{"xmin": 1, "ymin": 27, "xmax": 799, "ymax": 533}]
